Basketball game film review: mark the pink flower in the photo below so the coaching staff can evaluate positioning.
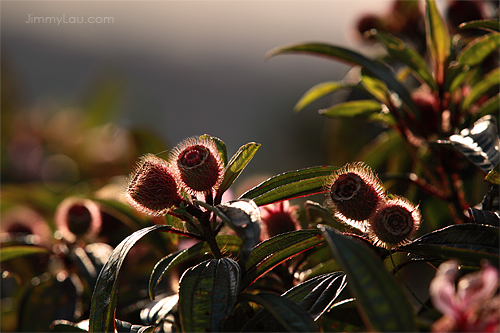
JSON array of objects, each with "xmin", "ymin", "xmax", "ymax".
[{"xmin": 430, "ymin": 260, "xmax": 500, "ymax": 332}]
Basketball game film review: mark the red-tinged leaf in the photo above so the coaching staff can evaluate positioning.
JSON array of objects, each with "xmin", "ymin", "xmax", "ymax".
[
  {"xmin": 319, "ymin": 100, "xmax": 383, "ymax": 118},
  {"xmin": 294, "ymin": 81, "xmax": 353, "ymax": 113},
  {"xmin": 242, "ymin": 230, "xmax": 325, "ymax": 289},
  {"xmin": 425, "ymin": 0, "xmax": 450, "ymax": 84},
  {"xmin": 239, "ymin": 166, "xmax": 337, "ymax": 206},
  {"xmin": 458, "ymin": 33, "xmax": 500, "ymax": 66}
]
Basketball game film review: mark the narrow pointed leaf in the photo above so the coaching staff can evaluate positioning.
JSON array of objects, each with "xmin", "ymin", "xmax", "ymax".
[
  {"xmin": 425, "ymin": 0, "xmax": 450, "ymax": 70},
  {"xmin": 400, "ymin": 224, "xmax": 500, "ymax": 266},
  {"xmin": 320, "ymin": 225, "xmax": 416, "ymax": 332},
  {"xmin": 458, "ymin": 33, "xmax": 500, "ymax": 66},
  {"xmin": 477, "ymin": 93, "xmax": 500, "ymax": 119},
  {"xmin": 89, "ymin": 225, "xmax": 173, "ymax": 333},
  {"xmin": 242, "ymin": 230, "xmax": 325, "ymax": 289},
  {"xmin": 319, "ymin": 100, "xmax": 383, "ymax": 118},
  {"xmin": 462, "ymin": 67, "xmax": 500, "ymax": 110},
  {"xmin": 266, "ymin": 42, "xmax": 420, "ymax": 121},
  {"xmin": 200, "ymin": 134, "xmax": 228, "ymax": 167},
  {"xmin": 361, "ymin": 71, "xmax": 391, "ymax": 105},
  {"xmin": 373, "ymin": 31, "xmax": 437, "ymax": 91},
  {"xmin": 240, "ymin": 293, "xmax": 319, "ymax": 332},
  {"xmin": 149, "ymin": 235, "xmax": 241, "ymax": 300},
  {"xmin": 239, "ymin": 166, "xmax": 337, "ymax": 206},
  {"xmin": 0, "ymin": 246, "xmax": 50, "ymax": 262},
  {"xmin": 178, "ymin": 258, "xmax": 241, "ymax": 332},
  {"xmin": 294, "ymin": 81, "xmax": 352, "ymax": 112},
  {"xmin": 217, "ymin": 142, "xmax": 260, "ymax": 199},
  {"xmin": 459, "ymin": 20, "xmax": 500, "ymax": 32}
]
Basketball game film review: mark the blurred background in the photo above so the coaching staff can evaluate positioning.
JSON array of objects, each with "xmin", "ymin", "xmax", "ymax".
[{"xmin": 2, "ymin": 0, "xmax": 392, "ymax": 192}]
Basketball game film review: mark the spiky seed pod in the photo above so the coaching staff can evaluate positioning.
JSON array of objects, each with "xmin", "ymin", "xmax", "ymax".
[
  {"xmin": 55, "ymin": 198, "xmax": 102, "ymax": 243},
  {"xmin": 170, "ymin": 137, "xmax": 224, "ymax": 195},
  {"xmin": 367, "ymin": 196, "xmax": 421, "ymax": 249},
  {"xmin": 125, "ymin": 154, "xmax": 182, "ymax": 217},
  {"xmin": 325, "ymin": 162, "xmax": 386, "ymax": 231}
]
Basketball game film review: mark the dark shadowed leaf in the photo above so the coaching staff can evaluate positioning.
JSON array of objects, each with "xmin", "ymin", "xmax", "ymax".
[
  {"xmin": 51, "ymin": 320, "xmax": 89, "ymax": 332},
  {"xmin": 450, "ymin": 115, "xmax": 500, "ymax": 173},
  {"xmin": 242, "ymin": 230, "xmax": 325, "ymax": 289},
  {"xmin": 140, "ymin": 294, "xmax": 179, "ymax": 326},
  {"xmin": 320, "ymin": 225, "xmax": 416, "ymax": 332},
  {"xmin": 319, "ymin": 100, "xmax": 383, "ymax": 118},
  {"xmin": 239, "ymin": 166, "xmax": 337, "ymax": 206},
  {"xmin": 462, "ymin": 67, "xmax": 500, "ymax": 111},
  {"xmin": 400, "ymin": 224, "xmax": 500, "ymax": 266},
  {"xmin": 89, "ymin": 225, "xmax": 173, "ymax": 333},
  {"xmin": 425, "ymin": 0, "xmax": 450, "ymax": 72},
  {"xmin": 114, "ymin": 320, "xmax": 155, "ymax": 333},
  {"xmin": 459, "ymin": 20, "xmax": 500, "ymax": 32},
  {"xmin": 294, "ymin": 81, "xmax": 353, "ymax": 112},
  {"xmin": 372, "ymin": 31, "xmax": 437, "ymax": 91},
  {"xmin": 0, "ymin": 245, "xmax": 50, "ymax": 262},
  {"xmin": 469, "ymin": 208, "xmax": 500, "ymax": 227},
  {"xmin": 304, "ymin": 200, "xmax": 348, "ymax": 231},
  {"xmin": 216, "ymin": 142, "xmax": 261, "ymax": 200},
  {"xmin": 149, "ymin": 235, "xmax": 241, "ymax": 300},
  {"xmin": 266, "ymin": 42, "xmax": 420, "ymax": 121},
  {"xmin": 240, "ymin": 293, "xmax": 319, "ymax": 332},
  {"xmin": 200, "ymin": 134, "xmax": 228, "ymax": 167},
  {"xmin": 458, "ymin": 33, "xmax": 500, "ymax": 66},
  {"xmin": 178, "ymin": 258, "xmax": 241, "ymax": 332}
]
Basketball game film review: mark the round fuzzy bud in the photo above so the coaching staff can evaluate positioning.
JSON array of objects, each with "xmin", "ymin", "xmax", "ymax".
[
  {"xmin": 125, "ymin": 154, "xmax": 182, "ymax": 217},
  {"xmin": 325, "ymin": 162, "xmax": 386, "ymax": 231},
  {"xmin": 367, "ymin": 197, "xmax": 421, "ymax": 249},
  {"xmin": 170, "ymin": 137, "xmax": 224, "ymax": 195},
  {"xmin": 260, "ymin": 201, "xmax": 301, "ymax": 241},
  {"xmin": 55, "ymin": 198, "xmax": 102, "ymax": 243}
]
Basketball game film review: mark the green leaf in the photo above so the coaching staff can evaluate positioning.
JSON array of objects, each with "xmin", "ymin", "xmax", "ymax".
[
  {"xmin": 320, "ymin": 225, "xmax": 416, "ymax": 332},
  {"xmin": 149, "ymin": 235, "xmax": 241, "ymax": 300},
  {"xmin": 485, "ymin": 167, "xmax": 500, "ymax": 185},
  {"xmin": 200, "ymin": 134, "xmax": 228, "ymax": 167},
  {"xmin": 360, "ymin": 70, "xmax": 391, "ymax": 105},
  {"xmin": 425, "ymin": 0, "xmax": 450, "ymax": 82},
  {"xmin": 462, "ymin": 67, "xmax": 500, "ymax": 110},
  {"xmin": 178, "ymin": 258, "xmax": 241, "ymax": 332},
  {"xmin": 304, "ymin": 200, "xmax": 348, "ymax": 231},
  {"xmin": 477, "ymin": 93, "xmax": 500, "ymax": 119},
  {"xmin": 373, "ymin": 31, "xmax": 437, "ymax": 91},
  {"xmin": 0, "ymin": 245, "xmax": 50, "ymax": 262},
  {"xmin": 294, "ymin": 81, "xmax": 352, "ymax": 112},
  {"xmin": 89, "ymin": 225, "xmax": 173, "ymax": 333},
  {"xmin": 400, "ymin": 224, "xmax": 500, "ymax": 266},
  {"xmin": 458, "ymin": 33, "xmax": 500, "ymax": 66},
  {"xmin": 319, "ymin": 100, "xmax": 383, "ymax": 118},
  {"xmin": 459, "ymin": 19, "xmax": 500, "ymax": 32},
  {"xmin": 243, "ymin": 230, "xmax": 325, "ymax": 289},
  {"xmin": 266, "ymin": 42, "xmax": 420, "ymax": 122},
  {"xmin": 240, "ymin": 166, "xmax": 337, "ymax": 206},
  {"xmin": 140, "ymin": 294, "xmax": 179, "ymax": 326},
  {"xmin": 216, "ymin": 142, "xmax": 261, "ymax": 200},
  {"xmin": 239, "ymin": 293, "xmax": 319, "ymax": 332}
]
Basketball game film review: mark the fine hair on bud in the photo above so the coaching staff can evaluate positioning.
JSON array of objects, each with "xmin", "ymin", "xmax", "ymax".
[
  {"xmin": 367, "ymin": 196, "xmax": 421, "ymax": 249},
  {"xmin": 170, "ymin": 136, "xmax": 224, "ymax": 195},
  {"xmin": 125, "ymin": 154, "xmax": 182, "ymax": 217},
  {"xmin": 55, "ymin": 198, "xmax": 102, "ymax": 243},
  {"xmin": 325, "ymin": 162, "xmax": 386, "ymax": 231}
]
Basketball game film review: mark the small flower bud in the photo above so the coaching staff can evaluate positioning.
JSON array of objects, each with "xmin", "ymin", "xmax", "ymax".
[
  {"xmin": 325, "ymin": 162, "xmax": 386, "ymax": 230},
  {"xmin": 260, "ymin": 201, "xmax": 301, "ymax": 240},
  {"xmin": 367, "ymin": 197, "xmax": 421, "ymax": 249},
  {"xmin": 170, "ymin": 137, "xmax": 224, "ymax": 195},
  {"xmin": 125, "ymin": 154, "xmax": 182, "ymax": 217},
  {"xmin": 55, "ymin": 198, "xmax": 102, "ymax": 243}
]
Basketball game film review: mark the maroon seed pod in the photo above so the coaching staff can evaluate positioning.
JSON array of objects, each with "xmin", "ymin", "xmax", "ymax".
[
  {"xmin": 55, "ymin": 198, "xmax": 102, "ymax": 243},
  {"xmin": 170, "ymin": 137, "xmax": 224, "ymax": 195},
  {"xmin": 125, "ymin": 154, "xmax": 182, "ymax": 217},
  {"xmin": 325, "ymin": 162, "xmax": 386, "ymax": 231},
  {"xmin": 367, "ymin": 196, "xmax": 421, "ymax": 249}
]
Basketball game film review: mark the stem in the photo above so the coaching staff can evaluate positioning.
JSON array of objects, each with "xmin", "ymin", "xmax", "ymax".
[{"xmin": 201, "ymin": 221, "xmax": 222, "ymax": 259}]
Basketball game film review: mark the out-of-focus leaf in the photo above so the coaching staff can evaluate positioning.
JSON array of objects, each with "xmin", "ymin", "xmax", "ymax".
[
  {"xmin": 400, "ymin": 224, "xmax": 500, "ymax": 266},
  {"xmin": 243, "ymin": 230, "xmax": 325, "ymax": 289},
  {"xmin": 469, "ymin": 208, "xmax": 500, "ymax": 227},
  {"xmin": 462, "ymin": 67, "xmax": 500, "ymax": 111},
  {"xmin": 485, "ymin": 168, "xmax": 500, "ymax": 185},
  {"xmin": 0, "ymin": 245, "xmax": 50, "ymax": 262},
  {"xmin": 266, "ymin": 42, "xmax": 420, "ymax": 121},
  {"xmin": 319, "ymin": 100, "xmax": 383, "ymax": 118},
  {"xmin": 149, "ymin": 235, "xmax": 241, "ymax": 300},
  {"xmin": 294, "ymin": 81, "xmax": 352, "ymax": 112},
  {"xmin": 458, "ymin": 33, "xmax": 500, "ymax": 66},
  {"xmin": 425, "ymin": 0, "xmax": 450, "ymax": 82},
  {"xmin": 320, "ymin": 225, "xmax": 416, "ymax": 332},
  {"xmin": 178, "ymin": 258, "xmax": 241, "ymax": 332},
  {"xmin": 216, "ymin": 142, "xmax": 260, "ymax": 200},
  {"xmin": 373, "ymin": 31, "xmax": 437, "ymax": 91},
  {"xmin": 239, "ymin": 293, "xmax": 319, "ymax": 332},
  {"xmin": 240, "ymin": 166, "xmax": 337, "ymax": 206},
  {"xmin": 200, "ymin": 134, "xmax": 228, "ymax": 167},
  {"xmin": 89, "ymin": 225, "xmax": 173, "ymax": 333},
  {"xmin": 140, "ymin": 294, "xmax": 179, "ymax": 326},
  {"xmin": 459, "ymin": 20, "xmax": 500, "ymax": 32},
  {"xmin": 51, "ymin": 319, "xmax": 89, "ymax": 332},
  {"xmin": 449, "ymin": 115, "xmax": 500, "ymax": 173},
  {"xmin": 477, "ymin": 93, "xmax": 500, "ymax": 119},
  {"xmin": 357, "ymin": 129, "xmax": 407, "ymax": 170},
  {"xmin": 83, "ymin": 75, "xmax": 125, "ymax": 129},
  {"xmin": 114, "ymin": 320, "xmax": 155, "ymax": 333},
  {"xmin": 360, "ymin": 70, "xmax": 391, "ymax": 105}
]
